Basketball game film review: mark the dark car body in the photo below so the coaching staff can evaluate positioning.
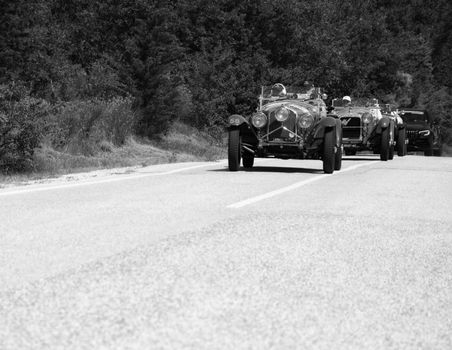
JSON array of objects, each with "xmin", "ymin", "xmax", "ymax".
[
  {"xmin": 227, "ymin": 84, "xmax": 342, "ymax": 174},
  {"xmin": 329, "ymin": 98, "xmax": 395, "ymax": 161},
  {"xmin": 398, "ymin": 109, "xmax": 442, "ymax": 156}
]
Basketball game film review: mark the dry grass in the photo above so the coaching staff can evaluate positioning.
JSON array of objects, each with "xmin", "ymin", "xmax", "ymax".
[{"xmin": 0, "ymin": 122, "xmax": 226, "ymax": 186}]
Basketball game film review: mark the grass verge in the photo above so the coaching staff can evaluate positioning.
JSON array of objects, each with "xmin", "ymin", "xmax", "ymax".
[{"xmin": 0, "ymin": 122, "xmax": 226, "ymax": 186}]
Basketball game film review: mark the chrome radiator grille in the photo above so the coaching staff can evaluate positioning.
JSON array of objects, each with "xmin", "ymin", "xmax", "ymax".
[
  {"xmin": 406, "ymin": 130, "xmax": 419, "ymax": 141},
  {"xmin": 266, "ymin": 112, "xmax": 297, "ymax": 141},
  {"xmin": 341, "ymin": 117, "xmax": 361, "ymax": 139}
]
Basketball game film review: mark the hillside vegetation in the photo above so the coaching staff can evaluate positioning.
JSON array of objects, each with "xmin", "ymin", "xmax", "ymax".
[{"xmin": 1, "ymin": 0, "xmax": 451, "ymax": 174}]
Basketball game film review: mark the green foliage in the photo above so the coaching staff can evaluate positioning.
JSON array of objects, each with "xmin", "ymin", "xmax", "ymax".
[
  {"xmin": 0, "ymin": 83, "xmax": 47, "ymax": 173},
  {"xmin": 1, "ymin": 0, "xmax": 452, "ymax": 175},
  {"xmin": 44, "ymin": 97, "xmax": 137, "ymax": 156}
]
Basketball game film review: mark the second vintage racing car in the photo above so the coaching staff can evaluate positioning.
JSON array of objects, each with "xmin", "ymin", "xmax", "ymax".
[
  {"xmin": 381, "ymin": 104, "xmax": 407, "ymax": 157},
  {"xmin": 329, "ymin": 97, "xmax": 394, "ymax": 160},
  {"xmin": 227, "ymin": 83, "xmax": 342, "ymax": 174}
]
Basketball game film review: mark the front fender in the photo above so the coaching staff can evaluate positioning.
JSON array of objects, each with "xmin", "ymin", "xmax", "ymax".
[
  {"xmin": 376, "ymin": 116, "xmax": 390, "ymax": 134},
  {"xmin": 314, "ymin": 116, "xmax": 337, "ymax": 139},
  {"xmin": 227, "ymin": 114, "xmax": 249, "ymax": 129}
]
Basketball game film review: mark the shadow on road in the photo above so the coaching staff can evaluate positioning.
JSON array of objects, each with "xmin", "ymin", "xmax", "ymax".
[
  {"xmin": 209, "ymin": 166, "xmax": 323, "ymax": 174},
  {"xmin": 342, "ymin": 157, "xmax": 381, "ymax": 161}
]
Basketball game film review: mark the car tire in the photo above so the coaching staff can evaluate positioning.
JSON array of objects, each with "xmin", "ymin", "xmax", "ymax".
[
  {"xmin": 389, "ymin": 144, "xmax": 394, "ymax": 160},
  {"xmin": 433, "ymin": 144, "xmax": 443, "ymax": 157},
  {"xmin": 228, "ymin": 129, "xmax": 241, "ymax": 171},
  {"xmin": 243, "ymin": 153, "xmax": 254, "ymax": 168},
  {"xmin": 397, "ymin": 128, "xmax": 407, "ymax": 156},
  {"xmin": 345, "ymin": 149, "xmax": 356, "ymax": 156},
  {"xmin": 424, "ymin": 136, "xmax": 434, "ymax": 156},
  {"xmin": 334, "ymin": 127, "xmax": 342, "ymax": 171},
  {"xmin": 323, "ymin": 128, "xmax": 335, "ymax": 174},
  {"xmin": 380, "ymin": 127, "xmax": 390, "ymax": 161}
]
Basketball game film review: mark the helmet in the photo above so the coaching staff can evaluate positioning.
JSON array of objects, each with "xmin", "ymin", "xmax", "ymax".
[
  {"xmin": 271, "ymin": 83, "xmax": 287, "ymax": 97},
  {"xmin": 342, "ymin": 96, "xmax": 351, "ymax": 103}
]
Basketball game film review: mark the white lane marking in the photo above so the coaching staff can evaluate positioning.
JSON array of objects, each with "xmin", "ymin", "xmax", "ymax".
[
  {"xmin": 227, "ymin": 161, "xmax": 377, "ymax": 209},
  {"xmin": 0, "ymin": 162, "xmax": 226, "ymax": 197}
]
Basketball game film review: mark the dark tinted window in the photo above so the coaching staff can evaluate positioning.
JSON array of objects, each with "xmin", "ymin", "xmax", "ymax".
[{"xmin": 401, "ymin": 111, "xmax": 428, "ymax": 123}]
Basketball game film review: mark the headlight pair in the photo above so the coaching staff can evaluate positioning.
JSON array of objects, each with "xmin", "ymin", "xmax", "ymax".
[{"xmin": 252, "ymin": 107, "xmax": 314, "ymax": 129}]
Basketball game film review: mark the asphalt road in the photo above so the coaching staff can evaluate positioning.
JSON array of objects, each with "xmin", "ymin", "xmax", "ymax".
[{"xmin": 1, "ymin": 155, "xmax": 451, "ymax": 349}]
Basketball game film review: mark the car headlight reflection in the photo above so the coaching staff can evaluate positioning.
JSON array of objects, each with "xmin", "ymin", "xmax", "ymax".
[
  {"xmin": 275, "ymin": 107, "xmax": 289, "ymax": 122},
  {"xmin": 419, "ymin": 130, "xmax": 431, "ymax": 136},
  {"xmin": 362, "ymin": 112, "xmax": 373, "ymax": 124},
  {"xmin": 298, "ymin": 113, "xmax": 314, "ymax": 128},
  {"xmin": 251, "ymin": 112, "xmax": 267, "ymax": 128}
]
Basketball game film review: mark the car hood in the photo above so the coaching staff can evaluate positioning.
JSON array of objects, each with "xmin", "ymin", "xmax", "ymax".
[
  {"xmin": 405, "ymin": 123, "xmax": 430, "ymax": 131},
  {"xmin": 334, "ymin": 106, "xmax": 381, "ymax": 119}
]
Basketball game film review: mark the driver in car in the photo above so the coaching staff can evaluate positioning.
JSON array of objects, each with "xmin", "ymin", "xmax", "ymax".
[
  {"xmin": 270, "ymin": 83, "xmax": 287, "ymax": 97},
  {"xmin": 342, "ymin": 95, "xmax": 352, "ymax": 106}
]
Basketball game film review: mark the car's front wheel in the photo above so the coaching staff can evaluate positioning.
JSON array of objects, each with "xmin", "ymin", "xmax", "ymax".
[
  {"xmin": 424, "ymin": 137, "xmax": 434, "ymax": 156},
  {"xmin": 433, "ymin": 144, "xmax": 443, "ymax": 157},
  {"xmin": 334, "ymin": 125, "xmax": 342, "ymax": 171},
  {"xmin": 397, "ymin": 128, "xmax": 407, "ymax": 156},
  {"xmin": 380, "ymin": 127, "xmax": 390, "ymax": 161},
  {"xmin": 228, "ymin": 129, "xmax": 241, "ymax": 171},
  {"xmin": 323, "ymin": 128, "xmax": 335, "ymax": 174}
]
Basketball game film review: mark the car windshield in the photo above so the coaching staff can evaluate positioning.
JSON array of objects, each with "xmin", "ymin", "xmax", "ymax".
[
  {"xmin": 260, "ymin": 84, "xmax": 322, "ymax": 104},
  {"xmin": 332, "ymin": 97, "xmax": 379, "ymax": 108},
  {"xmin": 399, "ymin": 111, "xmax": 428, "ymax": 123}
]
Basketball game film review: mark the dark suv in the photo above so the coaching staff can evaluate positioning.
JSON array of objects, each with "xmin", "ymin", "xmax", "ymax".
[{"xmin": 399, "ymin": 109, "xmax": 442, "ymax": 156}]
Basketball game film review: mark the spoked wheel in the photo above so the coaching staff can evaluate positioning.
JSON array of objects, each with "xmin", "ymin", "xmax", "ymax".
[
  {"xmin": 228, "ymin": 129, "xmax": 241, "ymax": 171},
  {"xmin": 323, "ymin": 128, "xmax": 335, "ymax": 174},
  {"xmin": 380, "ymin": 127, "xmax": 390, "ymax": 161},
  {"xmin": 397, "ymin": 128, "xmax": 407, "ymax": 156}
]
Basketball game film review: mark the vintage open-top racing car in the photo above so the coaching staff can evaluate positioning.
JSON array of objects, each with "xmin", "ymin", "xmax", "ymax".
[
  {"xmin": 227, "ymin": 83, "xmax": 342, "ymax": 174},
  {"xmin": 381, "ymin": 104, "xmax": 407, "ymax": 157},
  {"xmin": 329, "ymin": 97, "xmax": 394, "ymax": 160}
]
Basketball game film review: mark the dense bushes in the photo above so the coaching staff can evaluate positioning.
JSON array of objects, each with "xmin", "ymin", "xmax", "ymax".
[
  {"xmin": 0, "ymin": 81, "xmax": 138, "ymax": 173},
  {"xmin": 44, "ymin": 97, "xmax": 137, "ymax": 155},
  {"xmin": 0, "ymin": 83, "xmax": 46, "ymax": 172},
  {"xmin": 1, "ymin": 0, "xmax": 451, "ymax": 173}
]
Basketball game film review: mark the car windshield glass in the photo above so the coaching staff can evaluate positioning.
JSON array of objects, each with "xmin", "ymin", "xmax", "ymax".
[
  {"xmin": 260, "ymin": 84, "xmax": 321, "ymax": 104},
  {"xmin": 332, "ymin": 98, "xmax": 379, "ymax": 108},
  {"xmin": 400, "ymin": 111, "xmax": 427, "ymax": 123}
]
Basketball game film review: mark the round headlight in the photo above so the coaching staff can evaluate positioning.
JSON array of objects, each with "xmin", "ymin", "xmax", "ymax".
[
  {"xmin": 298, "ymin": 114, "xmax": 314, "ymax": 128},
  {"xmin": 362, "ymin": 112, "xmax": 373, "ymax": 124},
  {"xmin": 275, "ymin": 107, "xmax": 289, "ymax": 122},
  {"xmin": 251, "ymin": 112, "xmax": 267, "ymax": 128}
]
